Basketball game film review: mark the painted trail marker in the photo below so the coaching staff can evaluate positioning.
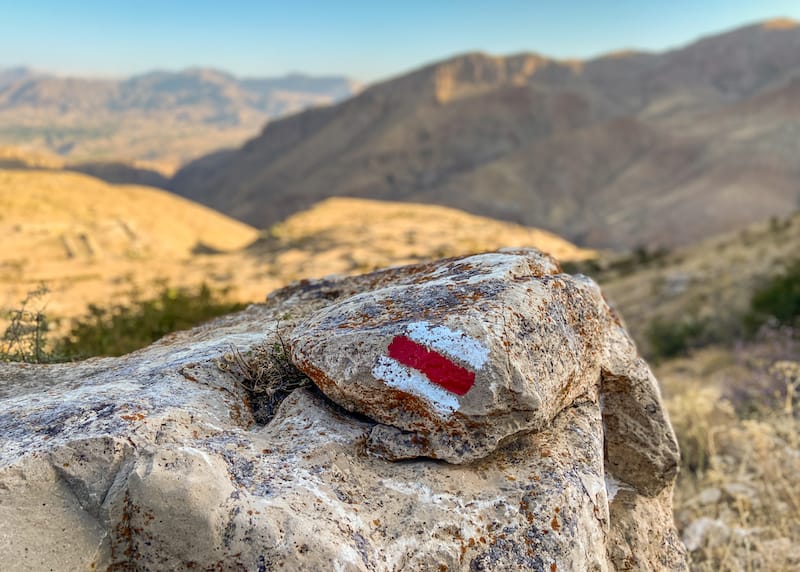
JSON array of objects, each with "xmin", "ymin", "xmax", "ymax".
[{"xmin": 372, "ymin": 321, "xmax": 489, "ymax": 416}]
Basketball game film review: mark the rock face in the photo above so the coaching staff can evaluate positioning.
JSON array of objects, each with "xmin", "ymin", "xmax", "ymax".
[{"xmin": 0, "ymin": 249, "xmax": 686, "ymax": 570}]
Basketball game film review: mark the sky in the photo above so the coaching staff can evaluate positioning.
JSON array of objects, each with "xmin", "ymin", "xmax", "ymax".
[{"xmin": 2, "ymin": 0, "xmax": 800, "ymax": 83}]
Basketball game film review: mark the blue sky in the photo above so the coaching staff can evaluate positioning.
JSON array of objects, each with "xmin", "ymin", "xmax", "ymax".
[{"xmin": 2, "ymin": 1, "xmax": 799, "ymax": 82}]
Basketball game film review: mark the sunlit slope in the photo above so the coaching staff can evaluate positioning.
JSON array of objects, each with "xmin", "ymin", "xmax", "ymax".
[
  {"xmin": 0, "ymin": 169, "xmax": 259, "ymax": 260},
  {"xmin": 257, "ymin": 197, "xmax": 594, "ymax": 281},
  {"xmin": 0, "ymin": 169, "xmax": 260, "ymax": 328},
  {"xmin": 1, "ymin": 181, "xmax": 592, "ymax": 337},
  {"xmin": 0, "ymin": 146, "xmax": 64, "ymax": 169}
]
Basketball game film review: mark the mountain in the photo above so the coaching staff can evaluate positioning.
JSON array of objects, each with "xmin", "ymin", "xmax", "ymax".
[
  {"xmin": 0, "ymin": 67, "xmax": 360, "ymax": 169},
  {"xmin": 170, "ymin": 19, "xmax": 800, "ymax": 249},
  {"xmin": 0, "ymin": 67, "xmax": 37, "ymax": 89}
]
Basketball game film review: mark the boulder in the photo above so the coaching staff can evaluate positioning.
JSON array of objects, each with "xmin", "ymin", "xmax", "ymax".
[
  {"xmin": 0, "ymin": 249, "xmax": 686, "ymax": 570},
  {"xmin": 289, "ymin": 249, "xmax": 679, "ymax": 481}
]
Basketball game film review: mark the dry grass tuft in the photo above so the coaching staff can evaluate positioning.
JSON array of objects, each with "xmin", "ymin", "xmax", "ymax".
[
  {"xmin": 665, "ymin": 341, "xmax": 800, "ymax": 571},
  {"xmin": 0, "ymin": 284, "xmax": 54, "ymax": 363},
  {"xmin": 224, "ymin": 330, "xmax": 311, "ymax": 424}
]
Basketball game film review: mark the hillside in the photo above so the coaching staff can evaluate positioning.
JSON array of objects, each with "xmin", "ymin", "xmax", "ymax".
[
  {"xmin": 0, "ymin": 169, "xmax": 262, "ymax": 325},
  {"xmin": 0, "ymin": 172, "xmax": 591, "ymax": 334},
  {"xmin": 594, "ymin": 210, "xmax": 800, "ymax": 354},
  {"xmin": 170, "ymin": 19, "xmax": 800, "ymax": 249},
  {"xmin": 0, "ymin": 68, "xmax": 360, "ymax": 169},
  {"xmin": 250, "ymin": 197, "xmax": 594, "ymax": 282}
]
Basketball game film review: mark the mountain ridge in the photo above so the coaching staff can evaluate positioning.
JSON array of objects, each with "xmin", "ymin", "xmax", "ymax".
[
  {"xmin": 0, "ymin": 66, "xmax": 360, "ymax": 168},
  {"xmin": 169, "ymin": 19, "xmax": 800, "ymax": 249}
]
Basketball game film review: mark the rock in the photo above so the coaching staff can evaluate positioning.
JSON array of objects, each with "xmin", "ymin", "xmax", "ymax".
[
  {"xmin": 696, "ymin": 487, "xmax": 723, "ymax": 506},
  {"xmin": 289, "ymin": 249, "xmax": 680, "ymax": 487},
  {"xmin": 682, "ymin": 517, "xmax": 731, "ymax": 552},
  {"xmin": 0, "ymin": 249, "xmax": 686, "ymax": 570}
]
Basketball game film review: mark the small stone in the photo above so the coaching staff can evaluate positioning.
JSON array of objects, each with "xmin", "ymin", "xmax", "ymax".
[
  {"xmin": 682, "ymin": 517, "xmax": 731, "ymax": 551},
  {"xmin": 697, "ymin": 487, "xmax": 722, "ymax": 506}
]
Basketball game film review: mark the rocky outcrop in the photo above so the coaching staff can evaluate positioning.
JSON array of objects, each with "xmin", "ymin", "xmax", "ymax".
[{"xmin": 0, "ymin": 249, "xmax": 686, "ymax": 570}]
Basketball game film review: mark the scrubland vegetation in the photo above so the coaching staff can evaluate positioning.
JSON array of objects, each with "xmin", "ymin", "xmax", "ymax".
[
  {"xmin": 1, "ymin": 283, "xmax": 244, "ymax": 361},
  {"xmin": 663, "ymin": 335, "xmax": 800, "ymax": 570},
  {"xmin": 631, "ymin": 258, "xmax": 800, "ymax": 570},
  {"xmin": 644, "ymin": 260, "xmax": 800, "ymax": 361}
]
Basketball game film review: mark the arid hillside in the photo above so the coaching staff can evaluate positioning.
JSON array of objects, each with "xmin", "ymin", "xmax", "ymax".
[
  {"xmin": 171, "ymin": 19, "xmax": 800, "ymax": 249},
  {"xmin": 0, "ymin": 168, "xmax": 260, "ymax": 326},
  {"xmin": 594, "ymin": 210, "xmax": 800, "ymax": 354},
  {"xmin": 0, "ymin": 68, "xmax": 359, "ymax": 170},
  {"xmin": 0, "ymin": 167, "xmax": 591, "ymax": 334},
  {"xmin": 253, "ymin": 196, "xmax": 594, "ymax": 281}
]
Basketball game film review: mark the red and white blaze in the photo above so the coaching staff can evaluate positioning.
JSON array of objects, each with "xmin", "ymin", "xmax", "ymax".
[{"xmin": 372, "ymin": 321, "xmax": 489, "ymax": 416}]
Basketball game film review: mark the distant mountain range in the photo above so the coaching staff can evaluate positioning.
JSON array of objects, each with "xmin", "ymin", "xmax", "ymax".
[
  {"xmin": 0, "ymin": 67, "xmax": 360, "ymax": 169},
  {"xmin": 169, "ymin": 18, "xmax": 800, "ymax": 249}
]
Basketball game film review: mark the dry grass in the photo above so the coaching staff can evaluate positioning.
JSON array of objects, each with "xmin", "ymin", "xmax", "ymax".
[
  {"xmin": 0, "ymin": 146, "xmax": 65, "ymax": 169},
  {"xmin": 222, "ymin": 331, "xmax": 311, "ymax": 424},
  {"xmin": 0, "ymin": 284, "xmax": 53, "ymax": 363},
  {"xmin": 601, "ymin": 213, "xmax": 800, "ymax": 352},
  {"xmin": 661, "ymin": 337, "xmax": 800, "ymax": 571}
]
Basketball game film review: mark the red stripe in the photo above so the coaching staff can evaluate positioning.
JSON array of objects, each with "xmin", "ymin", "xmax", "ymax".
[{"xmin": 387, "ymin": 335, "xmax": 475, "ymax": 396}]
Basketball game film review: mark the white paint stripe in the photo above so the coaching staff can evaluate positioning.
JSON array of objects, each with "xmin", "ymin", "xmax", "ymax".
[
  {"xmin": 605, "ymin": 474, "xmax": 633, "ymax": 503},
  {"xmin": 372, "ymin": 355, "xmax": 459, "ymax": 416},
  {"xmin": 405, "ymin": 321, "xmax": 489, "ymax": 370}
]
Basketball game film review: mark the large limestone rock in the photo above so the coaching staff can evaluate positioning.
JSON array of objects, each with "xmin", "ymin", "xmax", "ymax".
[
  {"xmin": 0, "ymin": 249, "xmax": 686, "ymax": 570},
  {"xmin": 289, "ymin": 249, "xmax": 678, "ymax": 481}
]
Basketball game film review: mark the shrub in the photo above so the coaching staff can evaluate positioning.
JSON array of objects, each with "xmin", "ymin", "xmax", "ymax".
[
  {"xmin": 645, "ymin": 316, "xmax": 711, "ymax": 360},
  {"xmin": 0, "ymin": 285, "xmax": 56, "ymax": 363},
  {"xmin": 745, "ymin": 260, "xmax": 800, "ymax": 333},
  {"xmin": 56, "ymin": 283, "xmax": 246, "ymax": 359}
]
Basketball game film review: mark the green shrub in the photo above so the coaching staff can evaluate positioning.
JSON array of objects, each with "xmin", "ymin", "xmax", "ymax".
[
  {"xmin": 645, "ymin": 316, "xmax": 711, "ymax": 360},
  {"xmin": 560, "ymin": 258, "xmax": 602, "ymax": 276},
  {"xmin": 745, "ymin": 260, "xmax": 800, "ymax": 333},
  {"xmin": 56, "ymin": 283, "xmax": 246, "ymax": 359}
]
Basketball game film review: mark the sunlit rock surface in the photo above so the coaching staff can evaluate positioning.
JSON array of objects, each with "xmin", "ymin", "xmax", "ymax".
[{"xmin": 0, "ymin": 249, "xmax": 686, "ymax": 570}]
